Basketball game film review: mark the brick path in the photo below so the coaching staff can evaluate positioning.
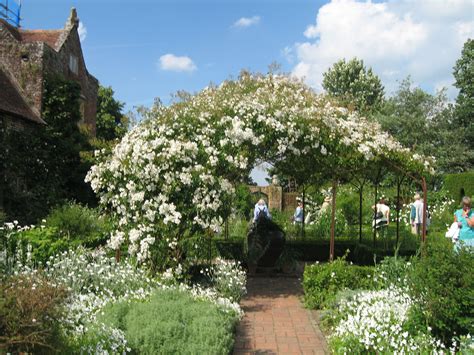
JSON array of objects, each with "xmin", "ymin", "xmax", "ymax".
[{"xmin": 233, "ymin": 276, "xmax": 328, "ymax": 355}]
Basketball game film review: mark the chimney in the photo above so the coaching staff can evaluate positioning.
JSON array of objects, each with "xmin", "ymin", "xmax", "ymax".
[{"xmin": 66, "ymin": 7, "xmax": 79, "ymax": 29}]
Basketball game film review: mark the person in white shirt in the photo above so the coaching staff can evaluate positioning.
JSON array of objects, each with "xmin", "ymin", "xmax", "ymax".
[
  {"xmin": 372, "ymin": 198, "xmax": 390, "ymax": 247},
  {"xmin": 253, "ymin": 199, "xmax": 271, "ymax": 223},
  {"xmin": 410, "ymin": 193, "xmax": 424, "ymax": 236}
]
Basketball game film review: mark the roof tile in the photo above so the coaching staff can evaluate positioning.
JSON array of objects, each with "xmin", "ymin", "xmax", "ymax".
[
  {"xmin": 0, "ymin": 69, "xmax": 45, "ymax": 124},
  {"xmin": 20, "ymin": 29, "xmax": 63, "ymax": 50}
]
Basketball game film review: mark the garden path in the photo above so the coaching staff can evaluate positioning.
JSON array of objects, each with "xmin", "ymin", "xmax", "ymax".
[{"xmin": 233, "ymin": 276, "xmax": 328, "ymax": 355}]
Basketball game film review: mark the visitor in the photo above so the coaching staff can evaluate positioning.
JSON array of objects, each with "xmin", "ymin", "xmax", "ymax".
[
  {"xmin": 410, "ymin": 193, "xmax": 424, "ymax": 236},
  {"xmin": 253, "ymin": 199, "xmax": 271, "ymax": 223},
  {"xmin": 320, "ymin": 196, "xmax": 331, "ymax": 214},
  {"xmin": 372, "ymin": 198, "xmax": 390, "ymax": 247},
  {"xmin": 453, "ymin": 196, "xmax": 474, "ymax": 248},
  {"xmin": 293, "ymin": 201, "xmax": 304, "ymax": 224}
]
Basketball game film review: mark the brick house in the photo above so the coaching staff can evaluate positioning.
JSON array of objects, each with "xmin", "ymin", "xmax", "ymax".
[{"xmin": 0, "ymin": 8, "xmax": 98, "ymax": 133}]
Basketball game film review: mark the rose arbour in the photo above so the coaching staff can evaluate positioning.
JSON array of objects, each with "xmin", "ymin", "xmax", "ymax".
[{"xmin": 86, "ymin": 72, "xmax": 432, "ymax": 266}]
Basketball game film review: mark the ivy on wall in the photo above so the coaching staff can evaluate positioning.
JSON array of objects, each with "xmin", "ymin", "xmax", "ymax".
[{"xmin": 1, "ymin": 74, "xmax": 94, "ymax": 223}]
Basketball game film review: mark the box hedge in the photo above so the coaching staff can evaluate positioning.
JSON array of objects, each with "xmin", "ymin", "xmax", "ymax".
[{"xmin": 443, "ymin": 171, "xmax": 474, "ymax": 203}]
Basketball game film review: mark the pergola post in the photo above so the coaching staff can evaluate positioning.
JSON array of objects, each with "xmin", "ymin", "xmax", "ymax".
[
  {"xmin": 329, "ymin": 179, "xmax": 338, "ymax": 261},
  {"xmin": 421, "ymin": 176, "xmax": 428, "ymax": 243},
  {"xmin": 358, "ymin": 182, "xmax": 364, "ymax": 243},
  {"xmin": 396, "ymin": 176, "xmax": 402, "ymax": 246},
  {"xmin": 373, "ymin": 182, "xmax": 378, "ymax": 247},
  {"xmin": 302, "ymin": 184, "xmax": 306, "ymax": 238}
]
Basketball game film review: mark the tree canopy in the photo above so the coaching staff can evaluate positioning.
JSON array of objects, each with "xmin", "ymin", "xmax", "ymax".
[
  {"xmin": 96, "ymin": 85, "xmax": 128, "ymax": 141},
  {"xmin": 453, "ymin": 39, "xmax": 474, "ymax": 154},
  {"xmin": 376, "ymin": 78, "xmax": 473, "ymax": 174},
  {"xmin": 322, "ymin": 58, "xmax": 384, "ymax": 114}
]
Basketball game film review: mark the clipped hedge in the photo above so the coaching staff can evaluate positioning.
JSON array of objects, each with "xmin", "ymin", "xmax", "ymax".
[
  {"xmin": 99, "ymin": 289, "xmax": 238, "ymax": 354},
  {"xmin": 443, "ymin": 171, "xmax": 474, "ymax": 203},
  {"xmin": 211, "ymin": 238, "xmax": 418, "ymax": 266}
]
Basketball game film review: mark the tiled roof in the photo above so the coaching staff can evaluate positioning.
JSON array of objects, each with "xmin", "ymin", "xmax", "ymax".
[
  {"xmin": 20, "ymin": 29, "xmax": 63, "ymax": 50},
  {"xmin": 0, "ymin": 69, "xmax": 45, "ymax": 124}
]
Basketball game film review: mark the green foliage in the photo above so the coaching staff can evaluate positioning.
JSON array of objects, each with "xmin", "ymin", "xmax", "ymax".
[
  {"xmin": 372, "ymin": 254, "xmax": 413, "ymax": 289},
  {"xmin": 443, "ymin": 171, "xmax": 474, "ymax": 203},
  {"xmin": 228, "ymin": 216, "xmax": 250, "ymax": 239},
  {"xmin": 99, "ymin": 289, "xmax": 238, "ymax": 354},
  {"xmin": 96, "ymin": 85, "xmax": 128, "ymax": 141},
  {"xmin": 453, "ymin": 39, "xmax": 474, "ymax": 154},
  {"xmin": 303, "ymin": 254, "xmax": 374, "ymax": 309},
  {"xmin": 322, "ymin": 57, "xmax": 384, "ymax": 114},
  {"xmin": 408, "ymin": 237, "xmax": 474, "ymax": 344},
  {"xmin": 45, "ymin": 202, "xmax": 111, "ymax": 247},
  {"xmin": 1, "ymin": 204, "xmax": 111, "ymax": 267},
  {"xmin": 338, "ymin": 192, "xmax": 359, "ymax": 225},
  {"xmin": 15, "ymin": 227, "xmax": 69, "ymax": 265},
  {"xmin": 1, "ymin": 74, "xmax": 94, "ymax": 223},
  {"xmin": 0, "ymin": 274, "xmax": 68, "ymax": 353},
  {"xmin": 233, "ymin": 183, "xmax": 253, "ymax": 220},
  {"xmin": 376, "ymin": 77, "xmax": 473, "ymax": 173},
  {"xmin": 310, "ymin": 208, "xmax": 347, "ymax": 239}
]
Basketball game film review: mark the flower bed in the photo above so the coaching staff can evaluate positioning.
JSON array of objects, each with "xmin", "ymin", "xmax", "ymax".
[
  {"xmin": 1, "ymin": 229, "xmax": 246, "ymax": 353},
  {"xmin": 303, "ymin": 236, "xmax": 474, "ymax": 353}
]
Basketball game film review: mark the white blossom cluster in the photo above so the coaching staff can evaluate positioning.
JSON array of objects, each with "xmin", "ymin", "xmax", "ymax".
[
  {"xmin": 201, "ymin": 257, "xmax": 247, "ymax": 303},
  {"xmin": 86, "ymin": 73, "xmax": 431, "ymax": 262},
  {"xmin": 329, "ymin": 286, "xmax": 446, "ymax": 353},
  {"xmin": 0, "ymin": 221, "xmax": 39, "ymax": 273}
]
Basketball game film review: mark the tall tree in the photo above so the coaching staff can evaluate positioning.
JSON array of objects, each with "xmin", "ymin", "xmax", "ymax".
[
  {"xmin": 376, "ymin": 78, "xmax": 473, "ymax": 173},
  {"xmin": 453, "ymin": 39, "xmax": 474, "ymax": 153},
  {"xmin": 96, "ymin": 85, "xmax": 127, "ymax": 141},
  {"xmin": 322, "ymin": 58, "xmax": 384, "ymax": 114}
]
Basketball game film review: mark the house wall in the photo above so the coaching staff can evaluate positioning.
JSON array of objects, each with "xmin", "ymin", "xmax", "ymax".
[
  {"xmin": 42, "ymin": 28, "xmax": 98, "ymax": 134},
  {"xmin": 0, "ymin": 17, "xmax": 98, "ymax": 135}
]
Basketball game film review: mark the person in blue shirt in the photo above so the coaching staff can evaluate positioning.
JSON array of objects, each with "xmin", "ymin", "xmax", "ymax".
[
  {"xmin": 293, "ymin": 201, "xmax": 304, "ymax": 224},
  {"xmin": 253, "ymin": 199, "xmax": 271, "ymax": 223},
  {"xmin": 454, "ymin": 196, "xmax": 474, "ymax": 248}
]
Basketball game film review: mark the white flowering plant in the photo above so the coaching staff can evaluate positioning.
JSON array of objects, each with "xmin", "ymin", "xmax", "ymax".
[
  {"xmin": 9, "ymin": 246, "xmax": 243, "ymax": 353},
  {"xmin": 201, "ymin": 257, "xmax": 247, "ymax": 302},
  {"xmin": 86, "ymin": 73, "xmax": 431, "ymax": 268},
  {"xmin": 328, "ymin": 286, "xmax": 445, "ymax": 354}
]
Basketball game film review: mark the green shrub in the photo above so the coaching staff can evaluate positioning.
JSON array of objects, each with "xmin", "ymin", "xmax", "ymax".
[
  {"xmin": 443, "ymin": 171, "xmax": 474, "ymax": 203},
  {"xmin": 16, "ymin": 227, "xmax": 69, "ymax": 265},
  {"xmin": 408, "ymin": 237, "xmax": 474, "ymax": 344},
  {"xmin": 228, "ymin": 215, "xmax": 250, "ymax": 239},
  {"xmin": 99, "ymin": 289, "xmax": 238, "ymax": 354},
  {"xmin": 1, "ymin": 224, "xmax": 69, "ymax": 269},
  {"xmin": 338, "ymin": 192, "xmax": 360, "ymax": 225},
  {"xmin": 45, "ymin": 202, "xmax": 111, "ymax": 247},
  {"xmin": 309, "ymin": 208, "xmax": 347, "ymax": 239},
  {"xmin": 233, "ymin": 184, "xmax": 254, "ymax": 220},
  {"xmin": 303, "ymin": 253, "xmax": 375, "ymax": 309},
  {"xmin": 0, "ymin": 274, "xmax": 69, "ymax": 353},
  {"xmin": 372, "ymin": 254, "xmax": 414, "ymax": 289}
]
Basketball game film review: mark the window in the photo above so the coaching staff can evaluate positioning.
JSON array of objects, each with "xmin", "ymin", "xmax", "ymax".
[{"xmin": 69, "ymin": 55, "xmax": 78, "ymax": 74}]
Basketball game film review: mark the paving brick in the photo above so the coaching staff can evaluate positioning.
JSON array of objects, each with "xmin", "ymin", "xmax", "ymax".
[{"xmin": 233, "ymin": 277, "xmax": 329, "ymax": 354}]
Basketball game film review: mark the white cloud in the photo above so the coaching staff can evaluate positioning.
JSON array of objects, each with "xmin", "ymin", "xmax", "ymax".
[
  {"xmin": 159, "ymin": 54, "xmax": 197, "ymax": 72},
  {"xmin": 291, "ymin": 0, "xmax": 474, "ymax": 96},
  {"xmin": 78, "ymin": 21, "xmax": 87, "ymax": 42},
  {"xmin": 233, "ymin": 16, "xmax": 260, "ymax": 28},
  {"xmin": 281, "ymin": 46, "xmax": 295, "ymax": 63}
]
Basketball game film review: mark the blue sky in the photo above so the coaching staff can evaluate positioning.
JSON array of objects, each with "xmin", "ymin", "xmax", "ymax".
[
  {"xmin": 19, "ymin": 0, "xmax": 473, "ymax": 184},
  {"xmin": 22, "ymin": 0, "xmax": 323, "ymax": 109}
]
